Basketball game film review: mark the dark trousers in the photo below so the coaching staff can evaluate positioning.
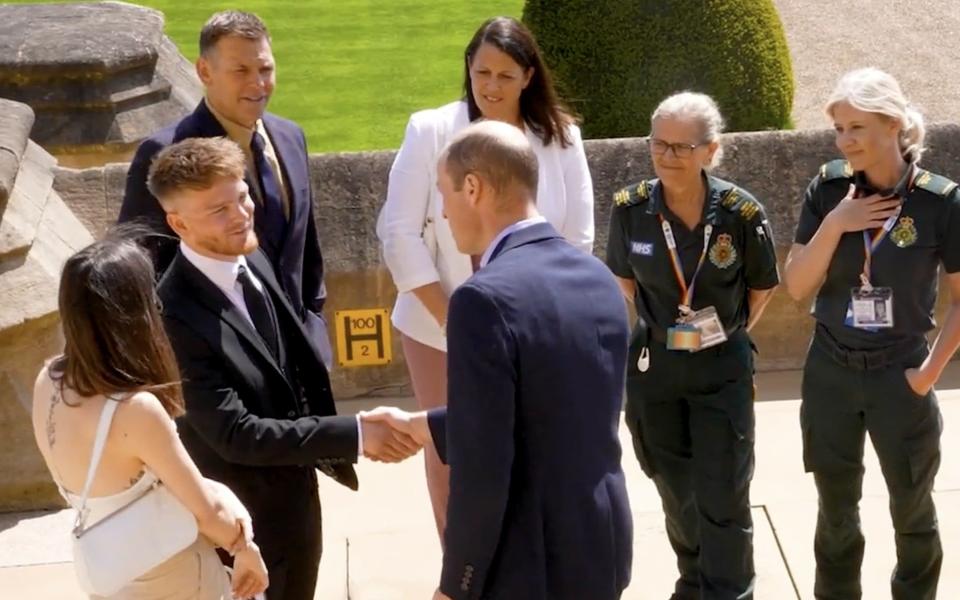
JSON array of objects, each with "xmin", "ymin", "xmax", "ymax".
[
  {"xmin": 801, "ymin": 332, "xmax": 942, "ymax": 600},
  {"xmin": 626, "ymin": 331, "xmax": 756, "ymax": 600},
  {"xmin": 252, "ymin": 470, "xmax": 324, "ymax": 600}
]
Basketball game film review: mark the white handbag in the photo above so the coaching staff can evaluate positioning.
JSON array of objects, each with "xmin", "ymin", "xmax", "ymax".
[{"xmin": 71, "ymin": 398, "xmax": 198, "ymax": 596}]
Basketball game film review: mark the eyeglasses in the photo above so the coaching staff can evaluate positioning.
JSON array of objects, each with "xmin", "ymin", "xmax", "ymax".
[{"xmin": 647, "ymin": 138, "xmax": 706, "ymax": 158}]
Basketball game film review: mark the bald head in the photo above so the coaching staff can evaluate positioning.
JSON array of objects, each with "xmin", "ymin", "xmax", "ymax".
[{"xmin": 440, "ymin": 120, "xmax": 539, "ymax": 205}]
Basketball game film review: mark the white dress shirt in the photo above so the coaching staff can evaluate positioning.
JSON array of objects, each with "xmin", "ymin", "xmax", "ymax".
[
  {"xmin": 179, "ymin": 242, "xmax": 364, "ymax": 455},
  {"xmin": 180, "ymin": 242, "xmax": 259, "ymax": 326},
  {"xmin": 479, "ymin": 216, "xmax": 548, "ymax": 269},
  {"xmin": 377, "ymin": 100, "xmax": 595, "ymax": 352}
]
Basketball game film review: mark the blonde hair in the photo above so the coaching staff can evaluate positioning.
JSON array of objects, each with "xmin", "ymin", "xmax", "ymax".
[
  {"xmin": 825, "ymin": 67, "xmax": 926, "ymax": 163},
  {"xmin": 650, "ymin": 92, "xmax": 726, "ymax": 169},
  {"xmin": 147, "ymin": 137, "xmax": 246, "ymax": 206}
]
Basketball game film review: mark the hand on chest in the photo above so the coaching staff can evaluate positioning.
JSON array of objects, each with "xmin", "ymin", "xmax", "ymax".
[{"xmin": 831, "ymin": 204, "xmax": 935, "ymax": 283}]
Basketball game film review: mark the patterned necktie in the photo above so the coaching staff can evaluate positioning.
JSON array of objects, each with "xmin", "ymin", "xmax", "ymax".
[
  {"xmin": 250, "ymin": 131, "xmax": 287, "ymax": 254},
  {"xmin": 237, "ymin": 264, "xmax": 279, "ymax": 359}
]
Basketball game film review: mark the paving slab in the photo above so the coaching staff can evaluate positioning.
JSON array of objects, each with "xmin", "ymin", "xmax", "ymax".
[
  {"xmin": 0, "ymin": 562, "xmax": 85, "ymax": 600},
  {"xmin": 769, "ymin": 490, "xmax": 960, "ymax": 600},
  {"xmin": 2, "ymin": 387, "xmax": 960, "ymax": 598},
  {"xmin": 0, "ymin": 509, "xmax": 72, "ymax": 567}
]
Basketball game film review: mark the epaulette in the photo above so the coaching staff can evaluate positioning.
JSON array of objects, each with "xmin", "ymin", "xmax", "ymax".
[
  {"xmin": 719, "ymin": 186, "xmax": 761, "ymax": 221},
  {"xmin": 612, "ymin": 180, "xmax": 650, "ymax": 207},
  {"xmin": 819, "ymin": 159, "xmax": 854, "ymax": 181},
  {"xmin": 912, "ymin": 169, "xmax": 958, "ymax": 198}
]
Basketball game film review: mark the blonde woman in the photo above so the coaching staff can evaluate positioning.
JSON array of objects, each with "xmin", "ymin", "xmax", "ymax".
[
  {"xmin": 377, "ymin": 16, "xmax": 593, "ymax": 541},
  {"xmin": 32, "ymin": 237, "xmax": 267, "ymax": 599},
  {"xmin": 784, "ymin": 68, "xmax": 960, "ymax": 600},
  {"xmin": 606, "ymin": 92, "xmax": 779, "ymax": 600}
]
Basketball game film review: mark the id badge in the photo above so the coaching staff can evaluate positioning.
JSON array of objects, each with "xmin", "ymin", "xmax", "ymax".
[
  {"xmin": 849, "ymin": 287, "xmax": 894, "ymax": 329},
  {"xmin": 686, "ymin": 306, "xmax": 728, "ymax": 350},
  {"xmin": 666, "ymin": 323, "xmax": 701, "ymax": 351}
]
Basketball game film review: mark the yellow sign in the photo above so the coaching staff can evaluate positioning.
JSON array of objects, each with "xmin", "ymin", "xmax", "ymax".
[{"xmin": 334, "ymin": 308, "xmax": 392, "ymax": 367}]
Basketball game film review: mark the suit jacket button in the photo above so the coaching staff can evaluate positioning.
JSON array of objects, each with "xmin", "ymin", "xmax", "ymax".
[
  {"xmin": 461, "ymin": 583, "xmax": 469, "ymax": 591},
  {"xmin": 287, "ymin": 411, "xmax": 295, "ymax": 417}
]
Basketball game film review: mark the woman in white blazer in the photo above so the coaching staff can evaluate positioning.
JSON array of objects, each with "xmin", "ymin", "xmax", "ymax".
[{"xmin": 377, "ymin": 16, "xmax": 595, "ymax": 541}]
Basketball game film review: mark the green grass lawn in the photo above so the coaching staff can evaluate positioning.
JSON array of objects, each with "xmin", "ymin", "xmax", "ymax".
[{"xmin": 14, "ymin": 1, "xmax": 524, "ymax": 152}]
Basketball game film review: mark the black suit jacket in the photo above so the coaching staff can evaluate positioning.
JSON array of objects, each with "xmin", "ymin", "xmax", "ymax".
[
  {"xmin": 120, "ymin": 100, "xmax": 331, "ymax": 363},
  {"xmin": 426, "ymin": 222, "xmax": 633, "ymax": 600},
  {"xmin": 158, "ymin": 248, "xmax": 357, "ymax": 541}
]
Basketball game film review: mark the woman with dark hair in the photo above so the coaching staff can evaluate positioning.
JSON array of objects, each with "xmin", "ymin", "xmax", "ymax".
[
  {"xmin": 377, "ymin": 15, "xmax": 593, "ymax": 541},
  {"xmin": 31, "ymin": 237, "xmax": 268, "ymax": 599}
]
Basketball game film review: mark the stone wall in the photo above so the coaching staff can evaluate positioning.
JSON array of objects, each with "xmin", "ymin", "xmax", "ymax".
[
  {"xmin": 0, "ymin": 2, "xmax": 202, "ymax": 168},
  {"xmin": 0, "ymin": 100, "xmax": 94, "ymax": 511},
  {"xmin": 53, "ymin": 124, "xmax": 960, "ymax": 398}
]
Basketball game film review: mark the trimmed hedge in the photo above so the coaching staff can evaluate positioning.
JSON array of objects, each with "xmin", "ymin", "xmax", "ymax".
[{"xmin": 523, "ymin": 0, "xmax": 795, "ymax": 138}]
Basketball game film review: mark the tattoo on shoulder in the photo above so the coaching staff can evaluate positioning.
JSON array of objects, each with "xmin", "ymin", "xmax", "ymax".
[
  {"xmin": 128, "ymin": 468, "xmax": 146, "ymax": 488},
  {"xmin": 45, "ymin": 391, "xmax": 60, "ymax": 449}
]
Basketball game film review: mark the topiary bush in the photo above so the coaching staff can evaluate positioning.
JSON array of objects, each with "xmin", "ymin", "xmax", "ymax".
[{"xmin": 523, "ymin": 0, "xmax": 795, "ymax": 138}]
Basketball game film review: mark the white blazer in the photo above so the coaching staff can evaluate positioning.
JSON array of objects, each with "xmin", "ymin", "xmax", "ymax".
[{"xmin": 377, "ymin": 100, "xmax": 594, "ymax": 351}]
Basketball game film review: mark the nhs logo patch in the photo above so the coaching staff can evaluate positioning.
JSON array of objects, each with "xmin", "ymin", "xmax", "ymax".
[{"xmin": 631, "ymin": 241, "xmax": 654, "ymax": 256}]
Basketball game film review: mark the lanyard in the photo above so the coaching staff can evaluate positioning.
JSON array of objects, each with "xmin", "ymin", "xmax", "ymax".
[
  {"xmin": 859, "ymin": 215, "xmax": 898, "ymax": 288},
  {"xmin": 858, "ymin": 166, "xmax": 915, "ymax": 288},
  {"xmin": 659, "ymin": 215, "xmax": 713, "ymax": 315}
]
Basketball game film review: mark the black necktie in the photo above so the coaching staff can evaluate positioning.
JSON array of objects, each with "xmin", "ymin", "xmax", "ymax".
[
  {"xmin": 237, "ymin": 265, "xmax": 279, "ymax": 359},
  {"xmin": 250, "ymin": 132, "xmax": 287, "ymax": 251}
]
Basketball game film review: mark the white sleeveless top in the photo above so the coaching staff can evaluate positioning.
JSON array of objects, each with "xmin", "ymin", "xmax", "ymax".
[
  {"xmin": 57, "ymin": 469, "xmax": 159, "ymax": 527},
  {"xmin": 46, "ymin": 387, "xmax": 158, "ymax": 527}
]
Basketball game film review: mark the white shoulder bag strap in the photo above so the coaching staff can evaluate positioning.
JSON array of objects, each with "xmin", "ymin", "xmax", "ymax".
[{"xmin": 72, "ymin": 398, "xmax": 120, "ymax": 535}]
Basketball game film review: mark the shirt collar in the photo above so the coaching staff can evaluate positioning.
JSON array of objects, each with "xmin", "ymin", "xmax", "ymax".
[
  {"xmin": 853, "ymin": 163, "xmax": 916, "ymax": 197},
  {"xmin": 647, "ymin": 172, "xmax": 720, "ymax": 226},
  {"xmin": 205, "ymin": 98, "xmax": 265, "ymax": 151},
  {"xmin": 180, "ymin": 240, "xmax": 248, "ymax": 293},
  {"xmin": 479, "ymin": 215, "xmax": 547, "ymax": 268}
]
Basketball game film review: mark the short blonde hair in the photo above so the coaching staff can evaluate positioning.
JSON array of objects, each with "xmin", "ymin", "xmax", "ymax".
[
  {"xmin": 651, "ymin": 92, "xmax": 726, "ymax": 169},
  {"xmin": 825, "ymin": 68, "xmax": 925, "ymax": 163},
  {"xmin": 147, "ymin": 137, "xmax": 246, "ymax": 206}
]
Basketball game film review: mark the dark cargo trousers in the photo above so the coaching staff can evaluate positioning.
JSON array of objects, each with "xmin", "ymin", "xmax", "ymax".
[
  {"xmin": 626, "ymin": 330, "xmax": 756, "ymax": 600},
  {"xmin": 801, "ymin": 330, "xmax": 942, "ymax": 600}
]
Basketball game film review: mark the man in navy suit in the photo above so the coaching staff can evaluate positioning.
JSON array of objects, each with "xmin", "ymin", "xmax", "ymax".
[
  {"xmin": 118, "ymin": 10, "xmax": 331, "ymax": 363},
  {"xmin": 367, "ymin": 120, "xmax": 633, "ymax": 600}
]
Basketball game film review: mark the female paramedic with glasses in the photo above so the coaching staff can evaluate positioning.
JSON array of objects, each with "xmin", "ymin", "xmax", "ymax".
[{"xmin": 606, "ymin": 92, "xmax": 779, "ymax": 600}]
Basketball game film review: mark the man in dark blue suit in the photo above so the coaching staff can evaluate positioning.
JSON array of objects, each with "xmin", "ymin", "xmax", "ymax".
[
  {"xmin": 118, "ymin": 10, "xmax": 331, "ymax": 363},
  {"xmin": 367, "ymin": 120, "xmax": 633, "ymax": 600}
]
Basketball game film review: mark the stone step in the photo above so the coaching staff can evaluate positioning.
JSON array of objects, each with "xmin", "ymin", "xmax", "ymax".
[
  {"xmin": 0, "ymin": 100, "xmax": 33, "ymax": 205},
  {"xmin": 0, "ymin": 3, "xmax": 198, "ymax": 156},
  {"xmin": 0, "ymin": 141, "xmax": 56, "ymax": 264},
  {"xmin": 109, "ymin": 75, "xmax": 172, "ymax": 113}
]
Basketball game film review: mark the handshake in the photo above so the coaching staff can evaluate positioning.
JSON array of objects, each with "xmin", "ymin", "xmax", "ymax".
[{"xmin": 358, "ymin": 407, "xmax": 432, "ymax": 463}]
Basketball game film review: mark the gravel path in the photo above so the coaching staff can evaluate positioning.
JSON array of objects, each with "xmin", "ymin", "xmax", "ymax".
[{"xmin": 773, "ymin": 0, "xmax": 960, "ymax": 129}]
